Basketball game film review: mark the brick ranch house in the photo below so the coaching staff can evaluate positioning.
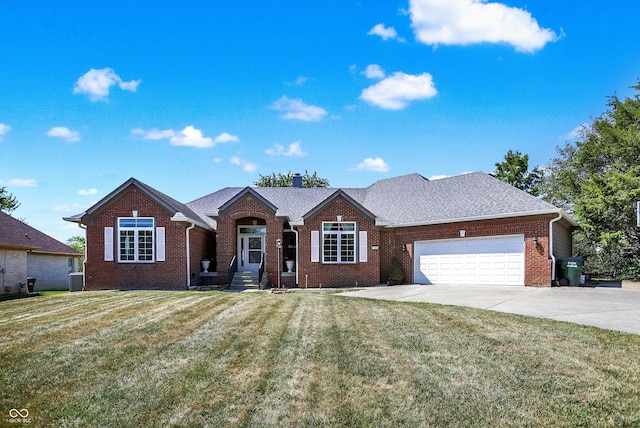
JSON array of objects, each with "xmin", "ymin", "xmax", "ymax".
[{"xmin": 64, "ymin": 172, "xmax": 576, "ymax": 290}]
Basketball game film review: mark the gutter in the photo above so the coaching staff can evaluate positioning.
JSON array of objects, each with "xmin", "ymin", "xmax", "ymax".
[
  {"xmin": 548, "ymin": 211, "xmax": 564, "ymax": 285},
  {"xmin": 383, "ymin": 209, "xmax": 577, "ymax": 229}
]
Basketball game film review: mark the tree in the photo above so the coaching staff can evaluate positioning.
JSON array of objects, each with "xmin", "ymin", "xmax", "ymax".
[
  {"xmin": 0, "ymin": 186, "xmax": 20, "ymax": 213},
  {"xmin": 254, "ymin": 171, "xmax": 330, "ymax": 188},
  {"xmin": 66, "ymin": 236, "xmax": 86, "ymax": 272},
  {"xmin": 493, "ymin": 150, "xmax": 542, "ymax": 195},
  {"xmin": 540, "ymin": 80, "xmax": 640, "ymax": 278}
]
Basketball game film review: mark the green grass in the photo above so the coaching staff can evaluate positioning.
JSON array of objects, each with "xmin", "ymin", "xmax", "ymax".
[{"xmin": 1, "ymin": 290, "xmax": 639, "ymax": 427}]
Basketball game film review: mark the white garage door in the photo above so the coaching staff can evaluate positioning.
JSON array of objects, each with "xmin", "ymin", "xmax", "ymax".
[{"xmin": 414, "ymin": 235, "xmax": 525, "ymax": 285}]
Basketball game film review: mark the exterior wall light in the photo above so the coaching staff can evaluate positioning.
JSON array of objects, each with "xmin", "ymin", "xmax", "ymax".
[
  {"xmin": 460, "ymin": 230, "xmax": 466, "ymax": 238},
  {"xmin": 401, "ymin": 244, "xmax": 407, "ymax": 252}
]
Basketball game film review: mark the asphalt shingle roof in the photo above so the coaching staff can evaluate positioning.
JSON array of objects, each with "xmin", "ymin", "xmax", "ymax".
[
  {"xmin": 186, "ymin": 172, "xmax": 565, "ymax": 228},
  {"xmin": 0, "ymin": 211, "xmax": 81, "ymax": 255}
]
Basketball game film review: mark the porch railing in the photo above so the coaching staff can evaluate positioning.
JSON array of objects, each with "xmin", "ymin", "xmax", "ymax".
[
  {"xmin": 227, "ymin": 255, "xmax": 237, "ymax": 289},
  {"xmin": 258, "ymin": 252, "xmax": 265, "ymax": 289}
]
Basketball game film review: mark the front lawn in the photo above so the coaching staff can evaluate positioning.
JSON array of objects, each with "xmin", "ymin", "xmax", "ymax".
[{"xmin": 1, "ymin": 290, "xmax": 638, "ymax": 427}]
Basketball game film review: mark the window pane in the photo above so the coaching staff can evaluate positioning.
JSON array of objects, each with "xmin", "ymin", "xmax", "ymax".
[
  {"xmin": 119, "ymin": 218, "xmax": 137, "ymax": 228},
  {"xmin": 323, "ymin": 233, "xmax": 338, "ymax": 262},
  {"xmin": 340, "ymin": 223, "xmax": 355, "ymax": 231},
  {"xmin": 138, "ymin": 230, "xmax": 154, "ymax": 261},
  {"xmin": 341, "ymin": 233, "xmax": 355, "ymax": 262},
  {"xmin": 120, "ymin": 230, "xmax": 135, "ymax": 261},
  {"xmin": 136, "ymin": 218, "xmax": 154, "ymax": 228}
]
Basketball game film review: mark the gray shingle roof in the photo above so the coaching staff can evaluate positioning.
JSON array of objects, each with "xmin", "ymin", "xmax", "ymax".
[{"xmin": 186, "ymin": 172, "xmax": 569, "ymax": 228}]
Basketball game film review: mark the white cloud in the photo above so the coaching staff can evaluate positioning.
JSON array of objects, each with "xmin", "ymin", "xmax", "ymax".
[
  {"xmin": 286, "ymin": 76, "xmax": 309, "ymax": 86},
  {"xmin": 230, "ymin": 156, "xmax": 258, "ymax": 172},
  {"xmin": 52, "ymin": 203, "xmax": 91, "ymax": 212},
  {"xmin": 367, "ymin": 23, "xmax": 404, "ymax": 42},
  {"xmin": 271, "ymin": 96, "xmax": 328, "ymax": 121},
  {"xmin": 133, "ymin": 126, "xmax": 237, "ymax": 148},
  {"xmin": 409, "ymin": 0, "xmax": 558, "ymax": 53},
  {"xmin": 213, "ymin": 132, "xmax": 240, "ymax": 143},
  {"xmin": 428, "ymin": 174, "xmax": 449, "ymax": 180},
  {"xmin": 266, "ymin": 142, "xmax": 307, "ymax": 157},
  {"xmin": 77, "ymin": 188, "xmax": 98, "ymax": 196},
  {"xmin": 0, "ymin": 123, "xmax": 11, "ymax": 139},
  {"xmin": 170, "ymin": 126, "xmax": 214, "ymax": 148},
  {"xmin": 360, "ymin": 71, "xmax": 437, "ymax": 110},
  {"xmin": 565, "ymin": 123, "xmax": 589, "ymax": 140},
  {"xmin": 363, "ymin": 64, "xmax": 385, "ymax": 79},
  {"xmin": 5, "ymin": 178, "xmax": 38, "ymax": 187},
  {"xmin": 213, "ymin": 158, "xmax": 223, "ymax": 163},
  {"xmin": 353, "ymin": 157, "xmax": 390, "ymax": 172},
  {"xmin": 47, "ymin": 126, "xmax": 80, "ymax": 142},
  {"xmin": 73, "ymin": 67, "xmax": 141, "ymax": 101}
]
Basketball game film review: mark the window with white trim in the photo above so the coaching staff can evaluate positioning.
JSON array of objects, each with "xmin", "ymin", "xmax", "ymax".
[
  {"xmin": 322, "ymin": 222, "xmax": 356, "ymax": 263},
  {"xmin": 118, "ymin": 217, "xmax": 155, "ymax": 262}
]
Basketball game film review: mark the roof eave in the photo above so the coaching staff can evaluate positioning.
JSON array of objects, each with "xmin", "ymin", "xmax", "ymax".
[
  {"xmin": 383, "ymin": 209, "xmax": 576, "ymax": 229},
  {"xmin": 170, "ymin": 212, "xmax": 214, "ymax": 230}
]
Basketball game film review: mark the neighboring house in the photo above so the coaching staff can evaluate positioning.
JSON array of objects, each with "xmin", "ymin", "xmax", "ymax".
[
  {"xmin": 64, "ymin": 172, "xmax": 576, "ymax": 290},
  {"xmin": 0, "ymin": 211, "xmax": 82, "ymax": 294}
]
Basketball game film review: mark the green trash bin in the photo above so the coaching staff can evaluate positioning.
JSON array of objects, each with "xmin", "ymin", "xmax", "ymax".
[{"xmin": 559, "ymin": 257, "xmax": 584, "ymax": 286}]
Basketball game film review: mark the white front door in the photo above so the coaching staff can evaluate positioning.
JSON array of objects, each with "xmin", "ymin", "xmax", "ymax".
[{"xmin": 238, "ymin": 234, "xmax": 264, "ymax": 272}]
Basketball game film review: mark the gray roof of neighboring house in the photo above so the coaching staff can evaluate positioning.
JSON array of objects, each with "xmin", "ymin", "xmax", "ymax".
[
  {"xmin": 186, "ymin": 172, "xmax": 572, "ymax": 229},
  {"xmin": 0, "ymin": 211, "xmax": 82, "ymax": 255}
]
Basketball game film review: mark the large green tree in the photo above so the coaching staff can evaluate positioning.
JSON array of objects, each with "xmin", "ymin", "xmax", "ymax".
[
  {"xmin": 540, "ymin": 81, "xmax": 640, "ymax": 278},
  {"xmin": 254, "ymin": 171, "xmax": 330, "ymax": 188},
  {"xmin": 494, "ymin": 150, "xmax": 542, "ymax": 195},
  {"xmin": 0, "ymin": 186, "xmax": 20, "ymax": 213}
]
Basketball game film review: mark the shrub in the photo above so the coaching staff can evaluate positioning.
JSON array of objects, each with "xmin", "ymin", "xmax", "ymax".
[{"xmin": 388, "ymin": 257, "xmax": 405, "ymax": 285}]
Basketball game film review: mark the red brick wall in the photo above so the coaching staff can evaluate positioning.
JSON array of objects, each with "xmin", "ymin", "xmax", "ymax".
[
  {"xmin": 214, "ymin": 193, "xmax": 284, "ymax": 286},
  {"xmin": 297, "ymin": 196, "xmax": 380, "ymax": 287},
  {"xmin": 379, "ymin": 215, "xmax": 554, "ymax": 287},
  {"xmin": 85, "ymin": 185, "xmax": 212, "ymax": 290}
]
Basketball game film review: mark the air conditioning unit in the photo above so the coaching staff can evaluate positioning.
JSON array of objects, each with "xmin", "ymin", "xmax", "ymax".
[{"xmin": 69, "ymin": 272, "xmax": 84, "ymax": 292}]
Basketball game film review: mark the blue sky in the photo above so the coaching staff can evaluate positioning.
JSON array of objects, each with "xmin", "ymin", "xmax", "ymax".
[{"xmin": 1, "ymin": 0, "xmax": 640, "ymax": 243}]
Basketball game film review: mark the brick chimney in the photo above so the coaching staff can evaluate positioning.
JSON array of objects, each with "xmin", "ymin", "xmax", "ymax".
[{"xmin": 292, "ymin": 173, "xmax": 303, "ymax": 188}]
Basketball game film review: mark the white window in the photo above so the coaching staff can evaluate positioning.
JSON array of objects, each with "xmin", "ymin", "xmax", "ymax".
[
  {"xmin": 118, "ymin": 218, "xmax": 155, "ymax": 262},
  {"xmin": 322, "ymin": 222, "xmax": 356, "ymax": 264}
]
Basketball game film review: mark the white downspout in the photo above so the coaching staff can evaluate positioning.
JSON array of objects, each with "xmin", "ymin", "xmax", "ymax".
[
  {"xmin": 292, "ymin": 228, "xmax": 299, "ymax": 287},
  {"xmin": 186, "ymin": 223, "xmax": 195, "ymax": 289},
  {"xmin": 549, "ymin": 211, "xmax": 563, "ymax": 285},
  {"xmin": 79, "ymin": 224, "xmax": 87, "ymax": 291}
]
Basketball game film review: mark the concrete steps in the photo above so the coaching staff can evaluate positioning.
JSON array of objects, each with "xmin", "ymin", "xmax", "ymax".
[{"xmin": 230, "ymin": 272, "xmax": 260, "ymax": 290}]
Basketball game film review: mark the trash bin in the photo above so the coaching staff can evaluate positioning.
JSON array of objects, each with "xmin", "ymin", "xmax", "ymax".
[
  {"xmin": 26, "ymin": 277, "xmax": 36, "ymax": 293},
  {"xmin": 558, "ymin": 257, "xmax": 584, "ymax": 286}
]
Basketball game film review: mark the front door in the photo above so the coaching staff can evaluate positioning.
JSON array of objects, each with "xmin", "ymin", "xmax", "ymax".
[{"xmin": 238, "ymin": 233, "xmax": 265, "ymax": 272}]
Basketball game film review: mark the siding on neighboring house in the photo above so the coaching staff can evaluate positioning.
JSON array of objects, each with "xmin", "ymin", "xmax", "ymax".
[
  {"xmin": 28, "ymin": 254, "xmax": 76, "ymax": 291},
  {"xmin": 0, "ymin": 249, "xmax": 28, "ymax": 294},
  {"xmin": 552, "ymin": 219, "xmax": 573, "ymax": 259}
]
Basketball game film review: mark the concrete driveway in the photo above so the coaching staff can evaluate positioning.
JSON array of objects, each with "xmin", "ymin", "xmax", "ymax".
[{"xmin": 340, "ymin": 284, "xmax": 640, "ymax": 335}]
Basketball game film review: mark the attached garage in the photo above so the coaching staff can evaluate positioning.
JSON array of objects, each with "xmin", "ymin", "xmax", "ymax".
[{"xmin": 414, "ymin": 235, "xmax": 525, "ymax": 285}]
